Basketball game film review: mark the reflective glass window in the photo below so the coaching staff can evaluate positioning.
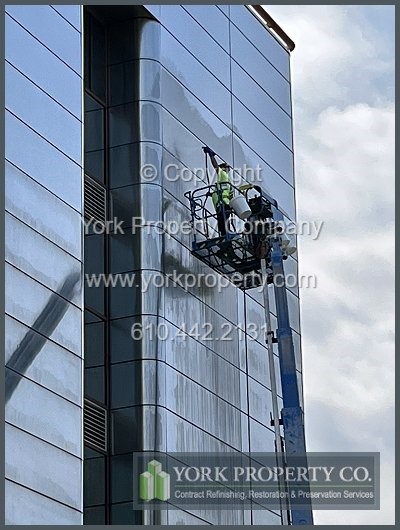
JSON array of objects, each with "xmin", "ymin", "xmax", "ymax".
[
  {"xmin": 109, "ymin": 231, "xmax": 140, "ymax": 274},
  {"xmin": 84, "ymin": 457, "xmax": 105, "ymax": 506},
  {"xmin": 84, "ymin": 322, "xmax": 105, "ymax": 368},
  {"xmin": 108, "ymin": 17, "xmax": 160, "ymax": 65},
  {"xmin": 84, "ymin": 506, "xmax": 106, "ymax": 525},
  {"xmin": 111, "ymin": 453, "xmax": 134, "ymax": 503},
  {"xmin": 110, "ymin": 316, "xmax": 142, "ymax": 364},
  {"xmin": 84, "ymin": 94, "xmax": 104, "ymax": 182},
  {"xmin": 110, "ymin": 406, "xmax": 165, "ymax": 455},
  {"xmin": 84, "ymin": 366, "xmax": 105, "ymax": 403},
  {"xmin": 84, "ymin": 233, "xmax": 105, "ymax": 316},
  {"xmin": 111, "ymin": 503, "xmax": 142, "ymax": 524},
  {"xmin": 84, "ymin": 12, "xmax": 106, "ymax": 100}
]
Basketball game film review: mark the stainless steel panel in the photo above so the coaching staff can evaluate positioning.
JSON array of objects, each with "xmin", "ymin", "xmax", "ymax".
[
  {"xmin": 5, "ymin": 480, "xmax": 82, "ymax": 525},
  {"xmin": 51, "ymin": 5, "xmax": 81, "ymax": 31},
  {"xmin": 109, "ymin": 101, "xmax": 161, "ymax": 147},
  {"xmin": 5, "ymin": 212, "xmax": 82, "ymax": 304},
  {"xmin": 230, "ymin": 24, "xmax": 291, "ymax": 114},
  {"xmin": 160, "ymin": 6, "xmax": 230, "ymax": 83},
  {"xmin": 111, "ymin": 405, "xmax": 166, "ymax": 454},
  {"xmin": 6, "ymin": 373, "xmax": 82, "ymax": 456},
  {"xmin": 230, "ymin": 5, "xmax": 290, "ymax": 80},
  {"xmin": 5, "ymin": 315, "xmax": 82, "ymax": 405},
  {"xmin": 110, "ymin": 360, "xmax": 159, "ymax": 408},
  {"xmin": 233, "ymin": 134, "xmax": 295, "ymax": 205},
  {"xmin": 110, "ymin": 141, "xmax": 162, "ymax": 189},
  {"xmin": 162, "ymin": 107, "xmax": 233, "ymax": 179},
  {"xmin": 232, "ymin": 99, "xmax": 293, "ymax": 185},
  {"xmin": 164, "ymin": 280, "xmax": 240, "ymax": 366},
  {"xmin": 287, "ymin": 289, "xmax": 301, "ymax": 333},
  {"xmin": 161, "ymin": 29, "xmax": 231, "ymax": 125},
  {"xmin": 109, "ymin": 59, "xmax": 161, "ymax": 106},
  {"xmin": 5, "ymin": 263, "xmax": 82, "ymax": 356},
  {"xmin": 183, "ymin": 5, "xmax": 229, "ymax": 52},
  {"xmin": 5, "ymin": 112, "xmax": 82, "ymax": 212},
  {"xmin": 248, "ymin": 377, "xmax": 273, "ymax": 425},
  {"xmin": 164, "ymin": 365, "xmax": 242, "ymax": 449},
  {"xmin": 163, "ymin": 320, "xmax": 243, "ymax": 408},
  {"xmin": 5, "ymin": 14, "xmax": 82, "ymax": 118},
  {"xmin": 6, "ymin": 63, "xmax": 81, "ymax": 164},
  {"xmin": 249, "ymin": 418, "xmax": 275, "ymax": 452},
  {"xmin": 252, "ymin": 509, "xmax": 282, "ymax": 525},
  {"xmin": 5, "ymin": 423, "xmax": 82, "ymax": 510},
  {"xmin": 168, "ymin": 509, "xmax": 209, "ymax": 525},
  {"xmin": 165, "ymin": 408, "xmax": 242, "ymax": 452},
  {"xmin": 5, "ymin": 5, "xmax": 81, "ymax": 74},
  {"xmin": 108, "ymin": 18, "xmax": 160, "ymax": 65},
  {"xmin": 231, "ymin": 60, "xmax": 292, "ymax": 148}
]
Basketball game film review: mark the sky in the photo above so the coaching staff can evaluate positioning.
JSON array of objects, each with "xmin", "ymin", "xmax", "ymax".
[{"xmin": 264, "ymin": 5, "xmax": 395, "ymax": 525}]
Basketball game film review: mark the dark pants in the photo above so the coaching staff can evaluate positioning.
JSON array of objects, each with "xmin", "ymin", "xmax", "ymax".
[{"xmin": 216, "ymin": 205, "xmax": 232, "ymax": 236}]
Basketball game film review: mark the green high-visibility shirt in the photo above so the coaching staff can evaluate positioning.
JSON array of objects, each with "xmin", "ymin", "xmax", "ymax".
[{"xmin": 212, "ymin": 168, "xmax": 233, "ymax": 208}]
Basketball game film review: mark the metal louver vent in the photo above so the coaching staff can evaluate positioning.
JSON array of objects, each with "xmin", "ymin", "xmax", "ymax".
[
  {"xmin": 84, "ymin": 398, "xmax": 107, "ymax": 453},
  {"xmin": 84, "ymin": 174, "xmax": 106, "ymax": 226}
]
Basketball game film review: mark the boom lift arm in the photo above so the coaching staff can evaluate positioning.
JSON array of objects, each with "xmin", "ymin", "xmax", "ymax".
[{"xmin": 185, "ymin": 177, "xmax": 314, "ymax": 525}]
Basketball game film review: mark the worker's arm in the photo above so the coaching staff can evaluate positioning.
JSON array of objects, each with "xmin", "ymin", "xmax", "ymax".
[{"xmin": 203, "ymin": 146, "xmax": 219, "ymax": 171}]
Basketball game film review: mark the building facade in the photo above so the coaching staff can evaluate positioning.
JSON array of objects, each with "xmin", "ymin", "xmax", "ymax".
[{"xmin": 5, "ymin": 4, "xmax": 303, "ymax": 525}]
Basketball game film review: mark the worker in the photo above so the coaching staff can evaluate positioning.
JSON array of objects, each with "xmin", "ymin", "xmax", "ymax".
[{"xmin": 202, "ymin": 146, "xmax": 233, "ymax": 236}]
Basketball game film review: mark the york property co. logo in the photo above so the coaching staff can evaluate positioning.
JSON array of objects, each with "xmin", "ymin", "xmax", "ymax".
[{"xmin": 139, "ymin": 460, "xmax": 170, "ymax": 501}]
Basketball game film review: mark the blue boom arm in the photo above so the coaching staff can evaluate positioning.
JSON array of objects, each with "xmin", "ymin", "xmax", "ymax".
[{"xmin": 271, "ymin": 239, "xmax": 313, "ymax": 525}]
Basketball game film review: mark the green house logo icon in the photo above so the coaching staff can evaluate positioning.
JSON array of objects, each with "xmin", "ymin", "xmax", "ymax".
[{"xmin": 139, "ymin": 459, "xmax": 170, "ymax": 501}]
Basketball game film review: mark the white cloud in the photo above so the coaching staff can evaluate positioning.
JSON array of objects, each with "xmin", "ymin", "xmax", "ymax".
[
  {"xmin": 264, "ymin": 5, "xmax": 395, "ymax": 525},
  {"xmin": 266, "ymin": 5, "xmax": 394, "ymax": 112}
]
